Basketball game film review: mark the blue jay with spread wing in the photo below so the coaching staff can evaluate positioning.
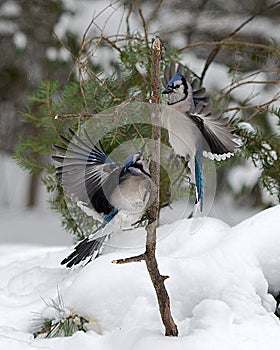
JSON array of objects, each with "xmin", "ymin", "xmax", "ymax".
[
  {"xmin": 162, "ymin": 62, "xmax": 239, "ymax": 211},
  {"xmin": 52, "ymin": 128, "xmax": 151, "ymax": 267}
]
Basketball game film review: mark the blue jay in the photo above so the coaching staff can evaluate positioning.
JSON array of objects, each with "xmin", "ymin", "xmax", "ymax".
[
  {"xmin": 162, "ymin": 62, "xmax": 239, "ymax": 211},
  {"xmin": 52, "ymin": 128, "xmax": 151, "ymax": 267}
]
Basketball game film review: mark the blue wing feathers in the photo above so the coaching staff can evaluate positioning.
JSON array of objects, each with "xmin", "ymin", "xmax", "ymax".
[
  {"xmin": 52, "ymin": 128, "xmax": 116, "ymax": 215},
  {"xmin": 54, "ymin": 129, "xmax": 109, "ymax": 166},
  {"xmin": 54, "ymin": 128, "xmax": 151, "ymax": 267}
]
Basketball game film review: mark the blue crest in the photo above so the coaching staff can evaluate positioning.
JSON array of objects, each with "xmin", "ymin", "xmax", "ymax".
[
  {"xmin": 124, "ymin": 152, "xmax": 141, "ymax": 168},
  {"xmin": 123, "ymin": 153, "xmax": 135, "ymax": 168},
  {"xmin": 167, "ymin": 72, "xmax": 183, "ymax": 87}
]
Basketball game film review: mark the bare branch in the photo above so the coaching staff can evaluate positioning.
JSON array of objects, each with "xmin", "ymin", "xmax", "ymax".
[
  {"xmin": 179, "ymin": 39, "xmax": 280, "ymax": 57},
  {"xmin": 112, "ymin": 253, "xmax": 145, "ymax": 264},
  {"xmin": 136, "ymin": 0, "xmax": 149, "ymax": 48},
  {"xmin": 224, "ymin": 97, "xmax": 280, "ymax": 114},
  {"xmin": 146, "ymin": 0, "xmax": 164, "ymax": 26},
  {"xmin": 227, "ymin": 1, "xmax": 280, "ymax": 39},
  {"xmin": 55, "ymin": 96, "xmax": 139, "ymax": 120},
  {"xmin": 222, "ymin": 79, "xmax": 280, "ymax": 98},
  {"xmin": 125, "ymin": 1, "xmax": 133, "ymax": 36},
  {"xmin": 55, "ymin": 113, "xmax": 114, "ymax": 120},
  {"xmin": 181, "ymin": 1, "xmax": 280, "ymax": 82}
]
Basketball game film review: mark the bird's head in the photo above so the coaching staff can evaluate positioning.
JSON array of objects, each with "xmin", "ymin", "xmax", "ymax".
[
  {"xmin": 124, "ymin": 152, "xmax": 151, "ymax": 178},
  {"xmin": 162, "ymin": 72, "xmax": 188, "ymax": 105}
]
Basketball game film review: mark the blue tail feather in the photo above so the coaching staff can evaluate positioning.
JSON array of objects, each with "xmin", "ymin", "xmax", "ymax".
[
  {"xmin": 195, "ymin": 148, "xmax": 204, "ymax": 211},
  {"xmin": 61, "ymin": 208, "xmax": 118, "ymax": 267},
  {"xmin": 92, "ymin": 208, "xmax": 118, "ymax": 234}
]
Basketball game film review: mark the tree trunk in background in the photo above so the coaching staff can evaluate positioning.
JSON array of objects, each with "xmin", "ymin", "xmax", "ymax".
[
  {"xmin": 27, "ymin": 173, "xmax": 39, "ymax": 207},
  {"xmin": 0, "ymin": 0, "xmax": 69, "ymax": 208}
]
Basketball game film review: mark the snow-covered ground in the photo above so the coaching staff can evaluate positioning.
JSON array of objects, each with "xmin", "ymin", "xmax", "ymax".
[
  {"xmin": 1, "ymin": 2, "xmax": 279, "ymax": 347},
  {"xmin": 0, "ymin": 204, "xmax": 280, "ymax": 349}
]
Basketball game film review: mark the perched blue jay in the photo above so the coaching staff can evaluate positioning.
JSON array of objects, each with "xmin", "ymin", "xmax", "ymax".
[
  {"xmin": 162, "ymin": 62, "xmax": 239, "ymax": 211},
  {"xmin": 52, "ymin": 128, "xmax": 151, "ymax": 267}
]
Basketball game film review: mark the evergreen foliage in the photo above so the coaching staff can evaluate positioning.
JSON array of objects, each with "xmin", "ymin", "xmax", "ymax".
[
  {"xmin": 238, "ymin": 123, "xmax": 280, "ymax": 201},
  {"xmin": 31, "ymin": 291, "xmax": 96, "ymax": 338},
  {"xmin": 13, "ymin": 36, "xmax": 184, "ymax": 241},
  {"xmin": 14, "ymin": 12, "xmax": 280, "ymax": 242}
]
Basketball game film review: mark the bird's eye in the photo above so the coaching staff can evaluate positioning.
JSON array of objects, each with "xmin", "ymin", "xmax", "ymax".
[{"xmin": 174, "ymin": 84, "xmax": 181, "ymax": 89}]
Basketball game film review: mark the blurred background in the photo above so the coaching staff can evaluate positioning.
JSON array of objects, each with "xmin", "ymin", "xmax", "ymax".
[{"xmin": 0, "ymin": 0, "xmax": 279, "ymax": 245}]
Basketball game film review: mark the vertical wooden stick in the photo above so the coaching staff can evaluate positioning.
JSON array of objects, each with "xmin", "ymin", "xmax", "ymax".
[
  {"xmin": 147, "ymin": 36, "xmax": 178, "ymax": 337},
  {"xmin": 113, "ymin": 37, "xmax": 178, "ymax": 337}
]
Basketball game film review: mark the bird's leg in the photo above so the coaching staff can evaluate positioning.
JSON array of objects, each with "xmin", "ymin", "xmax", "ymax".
[
  {"xmin": 161, "ymin": 158, "xmax": 190, "ymax": 208},
  {"xmin": 160, "ymin": 189, "xmax": 172, "ymax": 209},
  {"xmin": 91, "ymin": 208, "xmax": 118, "ymax": 236},
  {"xmin": 168, "ymin": 152, "xmax": 180, "ymax": 169},
  {"xmin": 132, "ymin": 213, "xmax": 149, "ymax": 226}
]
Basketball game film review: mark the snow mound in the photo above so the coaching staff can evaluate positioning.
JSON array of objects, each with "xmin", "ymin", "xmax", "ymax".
[{"xmin": 0, "ymin": 206, "xmax": 280, "ymax": 349}]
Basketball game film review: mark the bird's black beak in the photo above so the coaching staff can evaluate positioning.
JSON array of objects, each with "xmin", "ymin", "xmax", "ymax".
[{"xmin": 162, "ymin": 87, "xmax": 173, "ymax": 94}]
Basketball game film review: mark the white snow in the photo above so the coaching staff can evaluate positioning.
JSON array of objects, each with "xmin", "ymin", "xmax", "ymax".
[
  {"xmin": 227, "ymin": 159, "xmax": 261, "ymax": 193},
  {"xmin": 0, "ymin": 0, "xmax": 20, "ymax": 16},
  {"xmin": 13, "ymin": 31, "xmax": 27, "ymax": 50},
  {"xmin": 0, "ymin": 205, "xmax": 280, "ymax": 349}
]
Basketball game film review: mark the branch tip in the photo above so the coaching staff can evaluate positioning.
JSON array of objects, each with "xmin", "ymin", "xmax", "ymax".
[{"xmin": 111, "ymin": 253, "xmax": 145, "ymax": 265}]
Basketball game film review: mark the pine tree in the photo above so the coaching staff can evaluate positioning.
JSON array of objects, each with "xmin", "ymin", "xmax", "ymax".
[{"xmin": 14, "ymin": 8, "xmax": 280, "ymax": 239}]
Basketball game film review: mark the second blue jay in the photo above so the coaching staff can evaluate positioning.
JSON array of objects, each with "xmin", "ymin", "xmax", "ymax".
[
  {"xmin": 52, "ymin": 128, "xmax": 151, "ymax": 267},
  {"xmin": 162, "ymin": 62, "xmax": 239, "ymax": 210}
]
